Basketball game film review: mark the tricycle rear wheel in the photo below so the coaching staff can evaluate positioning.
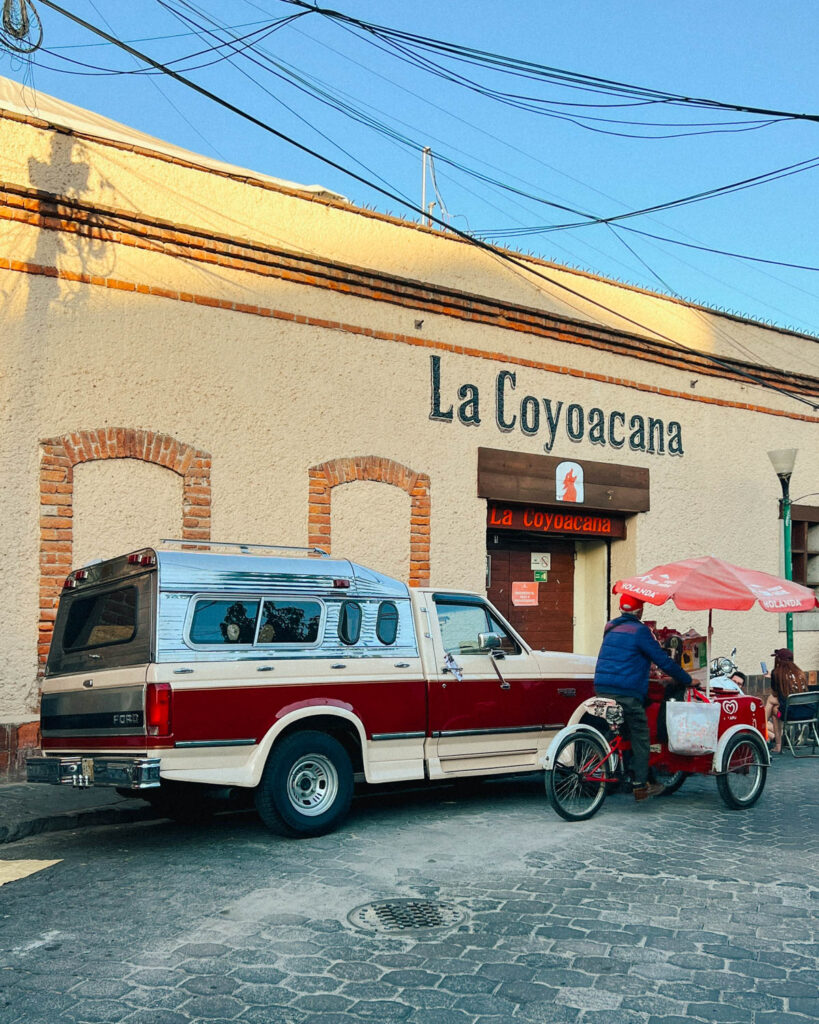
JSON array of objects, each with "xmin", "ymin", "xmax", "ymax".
[
  {"xmin": 656, "ymin": 769, "xmax": 688, "ymax": 796},
  {"xmin": 716, "ymin": 733, "xmax": 767, "ymax": 809},
  {"xmin": 546, "ymin": 731, "xmax": 609, "ymax": 821}
]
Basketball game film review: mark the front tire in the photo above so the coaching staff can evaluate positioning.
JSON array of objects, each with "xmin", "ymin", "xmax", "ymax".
[
  {"xmin": 255, "ymin": 731, "xmax": 354, "ymax": 837},
  {"xmin": 717, "ymin": 733, "xmax": 767, "ymax": 809},
  {"xmin": 545, "ymin": 731, "xmax": 609, "ymax": 821}
]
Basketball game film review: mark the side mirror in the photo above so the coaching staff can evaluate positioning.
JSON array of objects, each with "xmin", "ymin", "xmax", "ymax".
[{"xmin": 478, "ymin": 632, "xmax": 502, "ymax": 652}]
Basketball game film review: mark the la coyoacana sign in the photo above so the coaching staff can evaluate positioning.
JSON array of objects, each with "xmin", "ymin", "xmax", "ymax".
[
  {"xmin": 488, "ymin": 503, "xmax": 627, "ymax": 538},
  {"xmin": 429, "ymin": 355, "xmax": 684, "ymax": 456}
]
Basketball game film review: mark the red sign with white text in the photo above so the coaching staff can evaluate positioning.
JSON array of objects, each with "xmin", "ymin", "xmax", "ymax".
[
  {"xmin": 488, "ymin": 503, "xmax": 626, "ymax": 539},
  {"xmin": 511, "ymin": 581, "xmax": 539, "ymax": 606}
]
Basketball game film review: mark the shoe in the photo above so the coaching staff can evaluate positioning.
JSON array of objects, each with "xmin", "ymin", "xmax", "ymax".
[{"xmin": 634, "ymin": 782, "xmax": 665, "ymax": 802}]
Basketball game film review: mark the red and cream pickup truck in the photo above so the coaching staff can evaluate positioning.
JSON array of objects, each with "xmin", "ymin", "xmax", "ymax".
[{"xmin": 28, "ymin": 542, "xmax": 595, "ymax": 836}]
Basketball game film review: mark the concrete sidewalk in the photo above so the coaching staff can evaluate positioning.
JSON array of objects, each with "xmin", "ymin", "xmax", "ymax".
[{"xmin": 0, "ymin": 782, "xmax": 161, "ymax": 845}]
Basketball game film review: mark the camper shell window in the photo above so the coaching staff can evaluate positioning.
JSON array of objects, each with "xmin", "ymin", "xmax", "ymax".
[
  {"xmin": 189, "ymin": 599, "xmax": 260, "ymax": 645},
  {"xmin": 338, "ymin": 601, "xmax": 363, "ymax": 646},
  {"xmin": 63, "ymin": 586, "xmax": 138, "ymax": 652},
  {"xmin": 376, "ymin": 602, "xmax": 399, "ymax": 645},
  {"xmin": 187, "ymin": 596, "xmax": 323, "ymax": 648},
  {"xmin": 257, "ymin": 600, "xmax": 322, "ymax": 646}
]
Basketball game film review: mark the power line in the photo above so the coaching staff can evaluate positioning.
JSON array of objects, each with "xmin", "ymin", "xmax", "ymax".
[
  {"xmin": 31, "ymin": 0, "xmax": 819, "ymax": 411},
  {"xmin": 283, "ymin": 1, "xmax": 819, "ymax": 128}
]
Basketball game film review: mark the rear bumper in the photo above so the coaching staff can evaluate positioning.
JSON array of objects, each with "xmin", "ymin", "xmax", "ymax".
[{"xmin": 26, "ymin": 755, "xmax": 161, "ymax": 789}]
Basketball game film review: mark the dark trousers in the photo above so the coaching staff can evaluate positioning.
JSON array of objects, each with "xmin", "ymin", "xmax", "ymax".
[{"xmin": 614, "ymin": 695, "xmax": 650, "ymax": 786}]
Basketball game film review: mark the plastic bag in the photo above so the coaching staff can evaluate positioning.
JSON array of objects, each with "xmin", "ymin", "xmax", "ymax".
[{"xmin": 666, "ymin": 700, "xmax": 721, "ymax": 755}]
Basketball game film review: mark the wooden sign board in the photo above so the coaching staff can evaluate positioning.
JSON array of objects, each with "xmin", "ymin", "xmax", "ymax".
[{"xmin": 478, "ymin": 447, "xmax": 650, "ymax": 513}]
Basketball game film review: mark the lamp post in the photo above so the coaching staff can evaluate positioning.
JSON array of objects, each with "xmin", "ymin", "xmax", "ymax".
[{"xmin": 768, "ymin": 448, "xmax": 798, "ymax": 652}]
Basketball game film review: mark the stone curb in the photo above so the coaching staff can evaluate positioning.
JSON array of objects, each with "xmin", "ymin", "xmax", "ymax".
[{"xmin": 0, "ymin": 802, "xmax": 162, "ymax": 846}]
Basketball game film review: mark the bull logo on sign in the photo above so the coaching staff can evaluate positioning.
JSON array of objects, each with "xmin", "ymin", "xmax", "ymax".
[{"xmin": 555, "ymin": 461, "xmax": 584, "ymax": 503}]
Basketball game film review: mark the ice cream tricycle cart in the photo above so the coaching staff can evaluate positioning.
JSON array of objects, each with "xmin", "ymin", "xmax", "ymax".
[{"xmin": 542, "ymin": 556, "xmax": 818, "ymax": 821}]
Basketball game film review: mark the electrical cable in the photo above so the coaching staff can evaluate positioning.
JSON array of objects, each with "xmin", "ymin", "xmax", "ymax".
[
  {"xmin": 156, "ymin": 0, "xmax": 410, "ymax": 202},
  {"xmin": 282, "ymin": 1, "xmax": 819, "ymax": 127},
  {"xmin": 32, "ymin": 0, "xmax": 819, "ymax": 411}
]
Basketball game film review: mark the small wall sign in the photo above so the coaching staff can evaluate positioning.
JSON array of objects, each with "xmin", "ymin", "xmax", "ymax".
[
  {"xmin": 533, "ymin": 571, "xmax": 549, "ymax": 582},
  {"xmin": 530, "ymin": 553, "xmax": 551, "ymax": 570},
  {"xmin": 556, "ymin": 461, "xmax": 584, "ymax": 503},
  {"xmin": 512, "ymin": 581, "xmax": 539, "ymax": 606}
]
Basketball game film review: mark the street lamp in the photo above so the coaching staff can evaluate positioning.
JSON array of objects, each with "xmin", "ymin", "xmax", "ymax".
[{"xmin": 768, "ymin": 448, "xmax": 798, "ymax": 651}]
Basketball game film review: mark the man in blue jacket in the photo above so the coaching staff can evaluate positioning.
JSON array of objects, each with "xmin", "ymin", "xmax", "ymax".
[{"xmin": 594, "ymin": 593, "xmax": 693, "ymax": 801}]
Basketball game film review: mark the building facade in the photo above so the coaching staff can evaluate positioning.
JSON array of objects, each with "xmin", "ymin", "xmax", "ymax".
[{"xmin": 2, "ymin": 76, "xmax": 818, "ymax": 776}]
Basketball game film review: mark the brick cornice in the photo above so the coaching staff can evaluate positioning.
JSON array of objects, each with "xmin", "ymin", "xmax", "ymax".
[
  {"xmin": 5, "ymin": 253, "xmax": 819, "ymax": 426},
  {"xmin": 2, "ymin": 182, "xmax": 817, "ymax": 404}
]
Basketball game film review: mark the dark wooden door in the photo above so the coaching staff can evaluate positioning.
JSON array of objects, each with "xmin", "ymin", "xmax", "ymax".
[{"xmin": 487, "ymin": 541, "xmax": 575, "ymax": 652}]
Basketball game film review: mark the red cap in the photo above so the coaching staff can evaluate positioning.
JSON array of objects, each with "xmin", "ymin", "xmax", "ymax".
[{"xmin": 619, "ymin": 593, "xmax": 645, "ymax": 613}]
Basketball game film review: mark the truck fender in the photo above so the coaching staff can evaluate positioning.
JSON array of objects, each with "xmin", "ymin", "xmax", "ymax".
[
  {"xmin": 540, "ymin": 723, "xmax": 615, "ymax": 772},
  {"xmin": 712, "ymin": 724, "xmax": 770, "ymax": 772},
  {"xmin": 243, "ymin": 704, "xmax": 370, "ymax": 788}
]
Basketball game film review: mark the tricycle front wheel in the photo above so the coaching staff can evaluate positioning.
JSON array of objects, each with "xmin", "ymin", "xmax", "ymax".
[
  {"xmin": 546, "ymin": 731, "xmax": 609, "ymax": 821},
  {"xmin": 717, "ymin": 733, "xmax": 767, "ymax": 809}
]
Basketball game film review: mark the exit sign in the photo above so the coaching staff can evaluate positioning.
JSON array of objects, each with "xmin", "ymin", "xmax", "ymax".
[{"xmin": 533, "ymin": 570, "xmax": 549, "ymax": 582}]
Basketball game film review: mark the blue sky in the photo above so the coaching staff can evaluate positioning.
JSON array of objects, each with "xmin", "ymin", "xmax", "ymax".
[{"xmin": 4, "ymin": 1, "xmax": 819, "ymax": 339}]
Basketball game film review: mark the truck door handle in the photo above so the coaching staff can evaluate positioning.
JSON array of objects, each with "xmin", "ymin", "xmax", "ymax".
[
  {"xmin": 173, "ymin": 668, "xmax": 194, "ymax": 674},
  {"xmin": 500, "ymin": 681, "xmax": 511, "ymax": 690},
  {"xmin": 331, "ymin": 664, "xmax": 347, "ymax": 669}
]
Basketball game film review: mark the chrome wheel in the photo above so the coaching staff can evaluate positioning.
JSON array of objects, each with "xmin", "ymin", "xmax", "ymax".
[
  {"xmin": 286, "ymin": 753, "xmax": 339, "ymax": 816},
  {"xmin": 255, "ymin": 730, "xmax": 354, "ymax": 837}
]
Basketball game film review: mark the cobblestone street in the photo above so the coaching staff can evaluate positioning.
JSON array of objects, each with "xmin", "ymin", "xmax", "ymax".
[{"xmin": 1, "ymin": 757, "xmax": 817, "ymax": 1024}]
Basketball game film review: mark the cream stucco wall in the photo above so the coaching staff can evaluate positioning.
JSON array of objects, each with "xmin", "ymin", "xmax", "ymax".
[{"xmin": 2, "ymin": 97, "xmax": 818, "ymax": 723}]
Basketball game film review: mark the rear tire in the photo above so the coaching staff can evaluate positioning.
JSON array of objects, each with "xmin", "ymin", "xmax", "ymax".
[
  {"xmin": 255, "ymin": 730, "xmax": 354, "ymax": 838},
  {"xmin": 545, "ymin": 730, "xmax": 609, "ymax": 821},
  {"xmin": 717, "ymin": 733, "xmax": 767, "ymax": 809},
  {"xmin": 656, "ymin": 770, "xmax": 688, "ymax": 796}
]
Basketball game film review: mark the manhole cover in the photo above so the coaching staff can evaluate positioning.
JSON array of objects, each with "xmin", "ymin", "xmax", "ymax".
[{"xmin": 347, "ymin": 899, "xmax": 467, "ymax": 934}]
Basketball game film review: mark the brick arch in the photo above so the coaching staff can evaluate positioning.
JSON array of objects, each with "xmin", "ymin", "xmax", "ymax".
[
  {"xmin": 38, "ymin": 429, "xmax": 211, "ymax": 669},
  {"xmin": 308, "ymin": 457, "xmax": 430, "ymax": 587}
]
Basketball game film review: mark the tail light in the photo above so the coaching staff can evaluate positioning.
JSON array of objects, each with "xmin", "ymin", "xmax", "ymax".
[
  {"xmin": 128, "ymin": 550, "xmax": 156, "ymax": 567},
  {"xmin": 146, "ymin": 683, "xmax": 172, "ymax": 737}
]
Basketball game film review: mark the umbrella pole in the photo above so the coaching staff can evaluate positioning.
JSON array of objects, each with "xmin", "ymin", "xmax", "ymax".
[{"xmin": 706, "ymin": 608, "xmax": 712, "ymax": 699}]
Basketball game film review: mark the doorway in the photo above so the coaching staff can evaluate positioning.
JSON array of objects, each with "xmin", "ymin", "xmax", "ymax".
[{"xmin": 486, "ymin": 533, "xmax": 575, "ymax": 652}]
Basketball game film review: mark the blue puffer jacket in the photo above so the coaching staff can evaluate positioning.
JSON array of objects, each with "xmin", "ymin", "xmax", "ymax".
[{"xmin": 594, "ymin": 613, "xmax": 692, "ymax": 701}]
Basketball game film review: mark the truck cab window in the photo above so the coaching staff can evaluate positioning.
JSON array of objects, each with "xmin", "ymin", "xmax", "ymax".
[
  {"xmin": 435, "ymin": 600, "xmax": 520, "ymax": 656},
  {"xmin": 190, "ymin": 599, "xmax": 260, "ymax": 645}
]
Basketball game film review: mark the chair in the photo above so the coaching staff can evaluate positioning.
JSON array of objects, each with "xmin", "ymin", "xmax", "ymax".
[{"xmin": 780, "ymin": 691, "xmax": 819, "ymax": 758}]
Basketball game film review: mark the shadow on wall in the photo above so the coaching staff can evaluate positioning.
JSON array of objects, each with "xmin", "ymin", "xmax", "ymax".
[{"xmin": 26, "ymin": 134, "xmax": 116, "ymax": 326}]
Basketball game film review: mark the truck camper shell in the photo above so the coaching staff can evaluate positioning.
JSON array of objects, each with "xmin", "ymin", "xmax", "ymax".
[{"xmin": 47, "ymin": 542, "xmax": 416, "ymax": 677}]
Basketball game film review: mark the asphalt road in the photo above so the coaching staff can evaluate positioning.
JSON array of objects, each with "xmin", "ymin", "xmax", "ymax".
[{"xmin": 1, "ymin": 758, "xmax": 818, "ymax": 1024}]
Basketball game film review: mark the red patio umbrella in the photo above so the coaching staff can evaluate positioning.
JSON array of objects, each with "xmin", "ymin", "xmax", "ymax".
[{"xmin": 612, "ymin": 555, "xmax": 819, "ymax": 694}]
